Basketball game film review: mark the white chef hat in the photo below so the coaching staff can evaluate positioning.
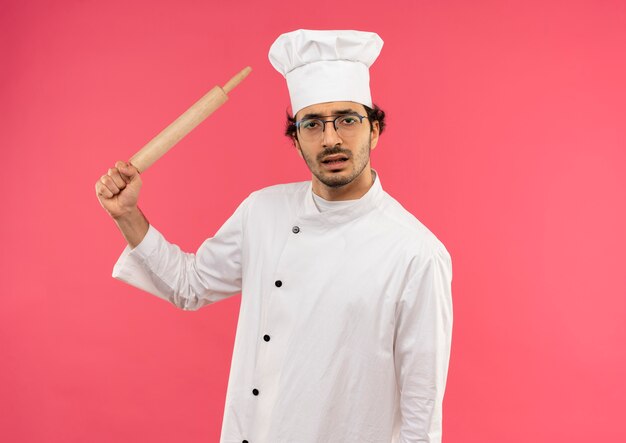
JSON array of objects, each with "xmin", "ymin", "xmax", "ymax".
[{"xmin": 268, "ymin": 29, "xmax": 384, "ymax": 115}]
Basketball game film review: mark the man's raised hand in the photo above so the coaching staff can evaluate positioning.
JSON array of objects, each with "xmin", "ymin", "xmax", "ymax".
[{"xmin": 95, "ymin": 161, "xmax": 142, "ymax": 220}]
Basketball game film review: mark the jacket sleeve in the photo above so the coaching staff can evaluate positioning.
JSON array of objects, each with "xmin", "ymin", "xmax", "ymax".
[
  {"xmin": 112, "ymin": 198, "xmax": 248, "ymax": 311},
  {"xmin": 394, "ymin": 245, "xmax": 453, "ymax": 442}
]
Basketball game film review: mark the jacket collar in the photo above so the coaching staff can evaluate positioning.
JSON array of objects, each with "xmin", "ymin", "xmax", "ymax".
[{"xmin": 298, "ymin": 170, "xmax": 384, "ymax": 226}]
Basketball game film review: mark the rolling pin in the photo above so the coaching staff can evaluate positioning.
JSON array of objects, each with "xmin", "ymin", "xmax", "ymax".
[{"xmin": 129, "ymin": 66, "xmax": 252, "ymax": 173}]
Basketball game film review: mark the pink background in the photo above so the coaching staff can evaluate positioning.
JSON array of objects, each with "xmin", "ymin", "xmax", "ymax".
[{"xmin": 2, "ymin": 0, "xmax": 625, "ymax": 441}]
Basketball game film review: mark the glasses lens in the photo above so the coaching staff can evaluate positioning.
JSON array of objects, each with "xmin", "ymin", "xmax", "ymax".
[
  {"xmin": 336, "ymin": 114, "xmax": 363, "ymax": 132},
  {"xmin": 298, "ymin": 119, "xmax": 323, "ymax": 142}
]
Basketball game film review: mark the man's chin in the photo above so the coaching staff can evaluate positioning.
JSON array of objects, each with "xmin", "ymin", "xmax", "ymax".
[{"xmin": 316, "ymin": 171, "xmax": 354, "ymax": 188}]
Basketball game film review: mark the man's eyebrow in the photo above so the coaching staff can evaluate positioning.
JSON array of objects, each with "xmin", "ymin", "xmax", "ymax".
[{"xmin": 299, "ymin": 109, "xmax": 359, "ymax": 120}]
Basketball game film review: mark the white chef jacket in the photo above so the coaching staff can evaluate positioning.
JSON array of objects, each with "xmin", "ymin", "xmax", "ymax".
[{"xmin": 113, "ymin": 174, "xmax": 453, "ymax": 443}]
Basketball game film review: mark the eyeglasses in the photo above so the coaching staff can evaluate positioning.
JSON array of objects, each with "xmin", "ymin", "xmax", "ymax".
[{"xmin": 295, "ymin": 113, "xmax": 368, "ymax": 142}]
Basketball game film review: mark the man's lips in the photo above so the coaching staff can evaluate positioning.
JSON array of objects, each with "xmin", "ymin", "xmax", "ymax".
[
  {"xmin": 320, "ymin": 155, "xmax": 349, "ymax": 171},
  {"xmin": 321, "ymin": 154, "xmax": 349, "ymax": 164},
  {"xmin": 317, "ymin": 149, "xmax": 351, "ymax": 171}
]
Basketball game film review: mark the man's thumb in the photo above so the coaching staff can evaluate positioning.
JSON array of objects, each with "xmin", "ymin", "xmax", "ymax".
[{"xmin": 120, "ymin": 162, "xmax": 139, "ymax": 182}]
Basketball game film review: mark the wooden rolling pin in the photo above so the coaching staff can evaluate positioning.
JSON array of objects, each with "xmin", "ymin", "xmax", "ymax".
[{"xmin": 129, "ymin": 66, "xmax": 252, "ymax": 173}]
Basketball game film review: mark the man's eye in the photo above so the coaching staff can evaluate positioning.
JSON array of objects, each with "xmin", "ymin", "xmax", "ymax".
[
  {"xmin": 338, "ymin": 116, "xmax": 358, "ymax": 126},
  {"xmin": 301, "ymin": 120, "xmax": 320, "ymax": 130}
]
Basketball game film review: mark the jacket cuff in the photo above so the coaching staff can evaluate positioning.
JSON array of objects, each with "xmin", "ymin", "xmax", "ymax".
[{"xmin": 112, "ymin": 224, "xmax": 160, "ymax": 280}]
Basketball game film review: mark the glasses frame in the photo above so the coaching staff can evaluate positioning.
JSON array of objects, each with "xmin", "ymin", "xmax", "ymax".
[{"xmin": 295, "ymin": 113, "xmax": 368, "ymax": 136}]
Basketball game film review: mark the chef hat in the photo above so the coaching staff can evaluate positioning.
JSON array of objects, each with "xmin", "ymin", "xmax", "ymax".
[{"xmin": 268, "ymin": 29, "xmax": 384, "ymax": 115}]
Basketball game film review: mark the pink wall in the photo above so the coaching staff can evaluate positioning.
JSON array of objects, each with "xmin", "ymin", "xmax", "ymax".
[{"xmin": 2, "ymin": 0, "xmax": 625, "ymax": 441}]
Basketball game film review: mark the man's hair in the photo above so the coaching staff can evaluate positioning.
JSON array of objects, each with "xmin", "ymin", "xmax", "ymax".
[{"xmin": 284, "ymin": 104, "xmax": 386, "ymax": 144}]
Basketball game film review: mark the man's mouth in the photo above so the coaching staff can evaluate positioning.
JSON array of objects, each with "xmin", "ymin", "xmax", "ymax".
[{"xmin": 321, "ymin": 154, "xmax": 349, "ymax": 166}]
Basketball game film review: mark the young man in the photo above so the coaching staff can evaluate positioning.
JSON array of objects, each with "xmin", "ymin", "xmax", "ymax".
[{"xmin": 95, "ymin": 29, "xmax": 453, "ymax": 443}]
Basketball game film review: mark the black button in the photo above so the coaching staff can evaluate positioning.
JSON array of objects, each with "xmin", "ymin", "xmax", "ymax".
[
  {"xmin": 252, "ymin": 388, "xmax": 259, "ymax": 396},
  {"xmin": 242, "ymin": 440, "xmax": 249, "ymax": 443},
  {"xmin": 292, "ymin": 226, "xmax": 300, "ymax": 234},
  {"xmin": 263, "ymin": 335, "xmax": 270, "ymax": 342},
  {"xmin": 275, "ymin": 280, "xmax": 282, "ymax": 287}
]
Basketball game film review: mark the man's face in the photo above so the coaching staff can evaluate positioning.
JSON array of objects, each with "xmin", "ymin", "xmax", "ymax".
[{"xmin": 293, "ymin": 101, "xmax": 380, "ymax": 199}]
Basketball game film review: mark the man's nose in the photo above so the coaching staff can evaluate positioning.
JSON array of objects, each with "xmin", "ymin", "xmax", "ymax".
[{"xmin": 322, "ymin": 121, "xmax": 342, "ymax": 147}]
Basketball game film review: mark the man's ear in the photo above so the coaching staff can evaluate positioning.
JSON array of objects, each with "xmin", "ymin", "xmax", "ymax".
[{"xmin": 370, "ymin": 120, "xmax": 380, "ymax": 150}]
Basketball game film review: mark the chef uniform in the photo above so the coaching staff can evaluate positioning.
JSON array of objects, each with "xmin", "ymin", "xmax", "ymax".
[{"xmin": 113, "ymin": 30, "xmax": 453, "ymax": 443}]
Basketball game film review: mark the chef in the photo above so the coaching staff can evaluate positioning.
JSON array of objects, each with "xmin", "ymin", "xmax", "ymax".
[{"xmin": 96, "ymin": 29, "xmax": 453, "ymax": 443}]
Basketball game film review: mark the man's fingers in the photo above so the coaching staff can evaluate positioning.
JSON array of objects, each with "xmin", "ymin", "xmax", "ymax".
[
  {"xmin": 100, "ymin": 175, "xmax": 120, "ymax": 195},
  {"xmin": 114, "ymin": 161, "xmax": 131, "ymax": 184},
  {"xmin": 115, "ymin": 160, "xmax": 139, "ymax": 183},
  {"xmin": 95, "ymin": 181, "xmax": 113, "ymax": 199},
  {"xmin": 108, "ymin": 168, "xmax": 127, "ymax": 189},
  {"xmin": 96, "ymin": 161, "xmax": 141, "ymax": 214}
]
